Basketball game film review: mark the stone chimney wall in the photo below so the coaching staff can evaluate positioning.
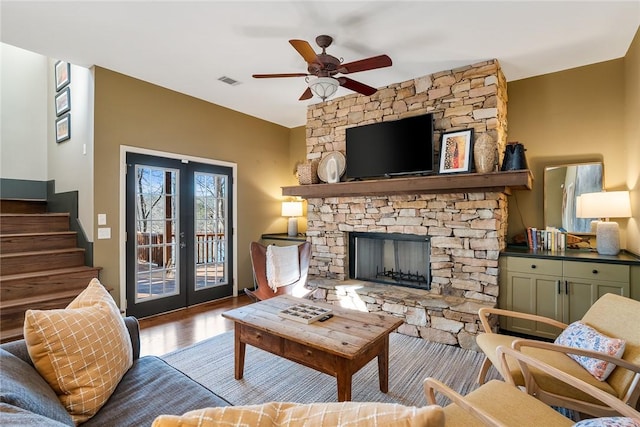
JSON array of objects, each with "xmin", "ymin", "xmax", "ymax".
[{"xmin": 303, "ymin": 60, "xmax": 509, "ymax": 305}]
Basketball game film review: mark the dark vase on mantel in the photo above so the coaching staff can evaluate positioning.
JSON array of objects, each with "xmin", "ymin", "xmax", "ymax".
[{"xmin": 501, "ymin": 142, "xmax": 528, "ymax": 171}]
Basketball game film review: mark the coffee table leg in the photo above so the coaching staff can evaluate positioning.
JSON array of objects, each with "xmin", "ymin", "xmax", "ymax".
[
  {"xmin": 336, "ymin": 362, "xmax": 353, "ymax": 402},
  {"xmin": 378, "ymin": 335, "xmax": 389, "ymax": 393},
  {"xmin": 234, "ymin": 323, "xmax": 245, "ymax": 380}
]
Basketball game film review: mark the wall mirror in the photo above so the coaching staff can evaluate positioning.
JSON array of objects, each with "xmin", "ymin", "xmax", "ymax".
[{"xmin": 544, "ymin": 162, "xmax": 603, "ymax": 234}]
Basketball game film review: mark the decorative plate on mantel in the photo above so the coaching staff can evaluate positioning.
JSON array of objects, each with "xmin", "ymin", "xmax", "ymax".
[{"xmin": 317, "ymin": 151, "xmax": 346, "ymax": 183}]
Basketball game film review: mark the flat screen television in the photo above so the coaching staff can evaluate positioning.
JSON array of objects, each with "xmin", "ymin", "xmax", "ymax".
[{"xmin": 345, "ymin": 113, "xmax": 434, "ymax": 180}]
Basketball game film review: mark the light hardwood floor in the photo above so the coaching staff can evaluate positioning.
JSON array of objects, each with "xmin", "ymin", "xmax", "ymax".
[{"xmin": 138, "ymin": 294, "xmax": 252, "ymax": 357}]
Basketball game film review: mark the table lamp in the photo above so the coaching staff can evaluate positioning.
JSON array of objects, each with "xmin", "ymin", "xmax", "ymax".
[
  {"xmin": 577, "ymin": 191, "xmax": 631, "ymax": 255},
  {"xmin": 282, "ymin": 201, "xmax": 303, "ymax": 236}
]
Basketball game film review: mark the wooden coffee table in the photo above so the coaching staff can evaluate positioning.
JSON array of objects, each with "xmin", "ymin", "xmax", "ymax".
[{"xmin": 221, "ymin": 295, "xmax": 404, "ymax": 401}]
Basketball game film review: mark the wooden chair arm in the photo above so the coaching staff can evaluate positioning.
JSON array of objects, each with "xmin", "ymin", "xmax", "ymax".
[
  {"xmin": 511, "ymin": 339, "xmax": 640, "ymax": 374},
  {"xmin": 478, "ymin": 307, "xmax": 568, "ymax": 334},
  {"xmin": 423, "ymin": 378, "xmax": 509, "ymax": 427},
  {"xmin": 497, "ymin": 345, "xmax": 640, "ymax": 419}
]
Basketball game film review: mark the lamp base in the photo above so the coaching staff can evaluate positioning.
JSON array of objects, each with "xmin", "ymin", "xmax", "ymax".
[
  {"xmin": 596, "ymin": 221, "xmax": 620, "ymax": 255},
  {"xmin": 287, "ymin": 217, "xmax": 298, "ymax": 237}
]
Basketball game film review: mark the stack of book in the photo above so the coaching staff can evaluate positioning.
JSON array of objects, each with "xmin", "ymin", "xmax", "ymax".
[{"xmin": 526, "ymin": 227, "xmax": 567, "ymax": 252}]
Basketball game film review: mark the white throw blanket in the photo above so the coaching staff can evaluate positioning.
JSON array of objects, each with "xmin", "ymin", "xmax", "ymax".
[{"xmin": 266, "ymin": 244, "xmax": 300, "ymax": 292}]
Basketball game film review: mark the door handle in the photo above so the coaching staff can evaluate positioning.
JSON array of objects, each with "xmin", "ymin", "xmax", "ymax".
[
  {"xmin": 557, "ymin": 280, "xmax": 561, "ymax": 294},
  {"xmin": 565, "ymin": 280, "xmax": 569, "ymax": 295},
  {"xmin": 179, "ymin": 231, "xmax": 186, "ymax": 249}
]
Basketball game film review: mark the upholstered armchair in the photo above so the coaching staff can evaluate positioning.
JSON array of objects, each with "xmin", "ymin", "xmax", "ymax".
[
  {"xmin": 424, "ymin": 345, "xmax": 640, "ymax": 426},
  {"xmin": 476, "ymin": 293, "xmax": 640, "ymax": 418},
  {"xmin": 244, "ymin": 241, "xmax": 312, "ymax": 302}
]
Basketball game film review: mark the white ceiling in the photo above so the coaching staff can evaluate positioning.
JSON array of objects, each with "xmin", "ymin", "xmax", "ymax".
[{"xmin": 1, "ymin": 1, "xmax": 638, "ymax": 128}]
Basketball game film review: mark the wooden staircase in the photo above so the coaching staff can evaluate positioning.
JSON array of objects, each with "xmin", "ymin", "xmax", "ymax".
[{"xmin": 0, "ymin": 199, "xmax": 101, "ymax": 342}]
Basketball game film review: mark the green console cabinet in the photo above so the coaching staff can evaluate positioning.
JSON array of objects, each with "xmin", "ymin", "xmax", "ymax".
[{"xmin": 499, "ymin": 248, "xmax": 637, "ymax": 340}]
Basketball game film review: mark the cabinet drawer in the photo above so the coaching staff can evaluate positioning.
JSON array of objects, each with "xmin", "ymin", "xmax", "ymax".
[
  {"xmin": 564, "ymin": 261, "xmax": 629, "ymax": 282},
  {"xmin": 507, "ymin": 257, "xmax": 563, "ymax": 276}
]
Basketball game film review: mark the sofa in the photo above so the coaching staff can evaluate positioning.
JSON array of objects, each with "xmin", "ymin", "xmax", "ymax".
[{"xmin": 0, "ymin": 316, "xmax": 230, "ymax": 426}]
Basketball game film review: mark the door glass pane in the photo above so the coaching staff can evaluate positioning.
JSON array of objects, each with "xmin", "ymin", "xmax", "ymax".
[
  {"xmin": 194, "ymin": 172, "xmax": 228, "ymax": 290},
  {"xmin": 135, "ymin": 165, "xmax": 179, "ymax": 301}
]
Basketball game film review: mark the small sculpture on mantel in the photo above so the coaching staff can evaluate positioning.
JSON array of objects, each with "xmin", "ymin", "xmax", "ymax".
[{"xmin": 501, "ymin": 142, "xmax": 528, "ymax": 171}]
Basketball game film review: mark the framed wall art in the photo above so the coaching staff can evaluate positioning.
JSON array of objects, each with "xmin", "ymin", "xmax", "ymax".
[
  {"xmin": 55, "ymin": 60, "xmax": 70, "ymax": 91},
  {"xmin": 439, "ymin": 129, "xmax": 474, "ymax": 174},
  {"xmin": 55, "ymin": 87, "xmax": 71, "ymax": 116},
  {"xmin": 55, "ymin": 113, "xmax": 71, "ymax": 143}
]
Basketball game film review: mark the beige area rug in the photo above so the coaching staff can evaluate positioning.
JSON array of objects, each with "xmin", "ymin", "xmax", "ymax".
[{"xmin": 161, "ymin": 331, "xmax": 502, "ymax": 407}]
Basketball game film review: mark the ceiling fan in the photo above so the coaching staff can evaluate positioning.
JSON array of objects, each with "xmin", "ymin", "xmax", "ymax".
[{"xmin": 252, "ymin": 35, "xmax": 392, "ymax": 101}]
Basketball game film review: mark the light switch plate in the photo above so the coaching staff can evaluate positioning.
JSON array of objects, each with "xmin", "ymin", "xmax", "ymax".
[
  {"xmin": 98, "ymin": 214, "xmax": 107, "ymax": 225},
  {"xmin": 98, "ymin": 227, "xmax": 111, "ymax": 239}
]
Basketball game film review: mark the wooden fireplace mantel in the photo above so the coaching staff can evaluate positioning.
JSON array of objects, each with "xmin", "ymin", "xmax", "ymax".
[{"xmin": 282, "ymin": 170, "xmax": 533, "ymax": 199}]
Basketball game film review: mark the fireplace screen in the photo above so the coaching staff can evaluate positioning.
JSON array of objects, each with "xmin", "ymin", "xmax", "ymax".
[{"xmin": 348, "ymin": 232, "xmax": 430, "ymax": 290}]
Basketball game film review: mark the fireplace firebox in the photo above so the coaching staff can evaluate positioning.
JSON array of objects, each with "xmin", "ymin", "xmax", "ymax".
[{"xmin": 348, "ymin": 232, "xmax": 431, "ymax": 290}]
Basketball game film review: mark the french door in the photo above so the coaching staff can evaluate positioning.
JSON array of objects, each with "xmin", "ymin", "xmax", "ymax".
[{"xmin": 125, "ymin": 152, "xmax": 233, "ymax": 318}]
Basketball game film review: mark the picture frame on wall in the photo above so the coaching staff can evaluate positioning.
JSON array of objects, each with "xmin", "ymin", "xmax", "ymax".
[
  {"xmin": 55, "ymin": 60, "xmax": 70, "ymax": 91},
  {"xmin": 438, "ymin": 129, "xmax": 474, "ymax": 174},
  {"xmin": 55, "ymin": 87, "xmax": 71, "ymax": 116},
  {"xmin": 55, "ymin": 113, "xmax": 71, "ymax": 143}
]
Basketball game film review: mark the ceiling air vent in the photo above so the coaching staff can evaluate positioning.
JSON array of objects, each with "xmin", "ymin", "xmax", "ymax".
[{"xmin": 218, "ymin": 76, "xmax": 241, "ymax": 86}]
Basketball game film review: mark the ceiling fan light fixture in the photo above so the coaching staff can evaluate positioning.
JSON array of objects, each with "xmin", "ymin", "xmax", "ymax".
[{"xmin": 308, "ymin": 76, "xmax": 339, "ymax": 101}]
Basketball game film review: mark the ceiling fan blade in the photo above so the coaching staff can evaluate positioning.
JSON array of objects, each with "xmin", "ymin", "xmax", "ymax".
[
  {"xmin": 253, "ymin": 73, "xmax": 309, "ymax": 78},
  {"xmin": 289, "ymin": 39, "xmax": 321, "ymax": 64},
  {"xmin": 338, "ymin": 77, "xmax": 377, "ymax": 96},
  {"xmin": 299, "ymin": 87, "xmax": 313, "ymax": 101},
  {"xmin": 338, "ymin": 54, "xmax": 392, "ymax": 74}
]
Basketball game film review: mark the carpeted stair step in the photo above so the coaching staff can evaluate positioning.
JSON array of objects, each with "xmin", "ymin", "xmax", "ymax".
[
  {"xmin": 0, "ymin": 231, "xmax": 78, "ymax": 254},
  {"xmin": 0, "ymin": 248, "xmax": 86, "ymax": 275}
]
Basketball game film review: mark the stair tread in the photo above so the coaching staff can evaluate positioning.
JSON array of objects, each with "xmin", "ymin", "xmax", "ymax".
[
  {"xmin": 0, "ymin": 213, "xmax": 68, "ymax": 217},
  {"xmin": 0, "ymin": 247, "xmax": 85, "ymax": 258},
  {"xmin": 1, "ymin": 289, "xmax": 82, "ymax": 309},
  {"xmin": 0, "ymin": 266, "xmax": 101, "ymax": 282},
  {"xmin": 0, "ymin": 231, "xmax": 76, "ymax": 238}
]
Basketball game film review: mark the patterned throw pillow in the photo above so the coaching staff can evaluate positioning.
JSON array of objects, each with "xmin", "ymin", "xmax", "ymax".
[
  {"xmin": 152, "ymin": 401, "xmax": 445, "ymax": 427},
  {"xmin": 23, "ymin": 278, "xmax": 133, "ymax": 424},
  {"xmin": 555, "ymin": 321, "xmax": 626, "ymax": 381},
  {"xmin": 573, "ymin": 417, "xmax": 640, "ymax": 427}
]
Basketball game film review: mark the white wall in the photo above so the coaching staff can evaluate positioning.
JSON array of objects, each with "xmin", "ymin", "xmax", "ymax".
[
  {"xmin": 1, "ymin": 43, "xmax": 95, "ymax": 241},
  {"xmin": 1, "ymin": 43, "xmax": 48, "ymax": 180},
  {"xmin": 47, "ymin": 60, "xmax": 95, "ymax": 240}
]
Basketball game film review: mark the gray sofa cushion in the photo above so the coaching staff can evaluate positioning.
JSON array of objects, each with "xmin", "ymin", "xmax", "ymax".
[
  {"xmin": 0, "ymin": 349, "xmax": 73, "ymax": 426},
  {"xmin": 0, "ymin": 403, "xmax": 70, "ymax": 427},
  {"xmin": 82, "ymin": 356, "xmax": 231, "ymax": 427}
]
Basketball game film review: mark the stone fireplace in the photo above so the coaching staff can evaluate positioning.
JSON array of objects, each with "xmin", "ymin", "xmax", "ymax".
[{"xmin": 294, "ymin": 60, "xmax": 513, "ymax": 350}]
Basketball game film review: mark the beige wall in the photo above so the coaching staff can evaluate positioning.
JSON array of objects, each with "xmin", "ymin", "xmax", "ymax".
[
  {"xmin": 624, "ymin": 28, "xmax": 640, "ymax": 255},
  {"xmin": 93, "ymin": 68, "xmax": 293, "ymax": 307},
  {"xmin": 506, "ymin": 53, "xmax": 638, "ymax": 252}
]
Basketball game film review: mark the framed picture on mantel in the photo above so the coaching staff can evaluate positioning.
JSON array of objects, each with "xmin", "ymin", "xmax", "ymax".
[{"xmin": 439, "ymin": 129, "xmax": 473, "ymax": 174}]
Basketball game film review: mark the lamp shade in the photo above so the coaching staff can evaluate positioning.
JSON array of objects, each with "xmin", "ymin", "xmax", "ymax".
[
  {"xmin": 308, "ymin": 77, "xmax": 339, "ymax": 101},
  {"xmin": 281, "ymin": 201, "xmax": 303, "ymax": 218},
  {"xmin": 578, "ymin": 191, "xmax": 631, "ymax": 219}
]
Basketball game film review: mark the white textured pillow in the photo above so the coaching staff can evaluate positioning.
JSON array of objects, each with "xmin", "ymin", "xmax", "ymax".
[
  {"xmin": 24, "ymin": 278, "xmax": 133, "ymax": 424},
  {"xmin": 573, "ymin": 417, "xmax": 640, "ymax": 427},
  {"xmin": 555, "ymin": 321, "xmax": 626, "ymax": 381}
]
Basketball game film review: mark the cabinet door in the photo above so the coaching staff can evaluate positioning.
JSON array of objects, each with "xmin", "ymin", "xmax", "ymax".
[
  {"xmin": 505, "ymin": 271, "xmax": 563, "ymax": 339},
  {"xmin": 565, "ymin": 278, "xmax": 630, "ymax": 323}
]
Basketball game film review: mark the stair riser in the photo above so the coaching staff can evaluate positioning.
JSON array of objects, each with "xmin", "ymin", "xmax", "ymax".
[
  {"xmin": 0, "ymin": 200, "xmax": 47, "ymax": 214},
  {"xmin": 0, "ymin": 251, "xmax": 85, "ymax": 275},
  {"xmin": 0, "ymin": 233, "xmax": 77, "ymax": 254},
  {"xmin": 1, "ymin": 269, "xmax": 100, "ymax": 301},
  {"xmin": 0, "ymin": 215, "xmax": 69, "ymax": 234},
  {"xmin": 1, "ymin": 296, "xmax": 78, "ymax": 332}
]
